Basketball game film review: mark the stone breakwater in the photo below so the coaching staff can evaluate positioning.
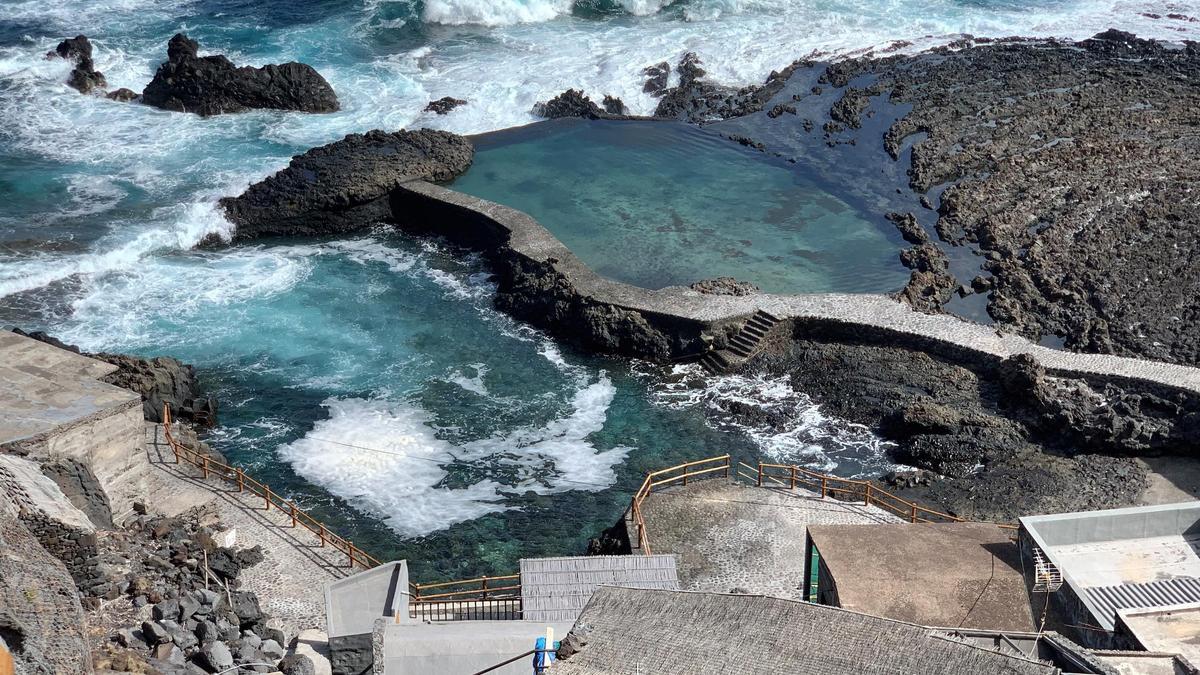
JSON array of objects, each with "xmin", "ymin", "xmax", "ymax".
[{"xmin": 390, "ymin": 179, "xmax": 1200, "ymax": 399}]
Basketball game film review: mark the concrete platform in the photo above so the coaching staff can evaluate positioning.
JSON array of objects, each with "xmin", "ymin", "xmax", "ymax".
[
  {"xmin": 1048, "ymin": 534, "xmax": 1200, "ymax": 588},
  {"xmin": 635, "ymin": 479, "xmax": 899, "ymax": 599},
  {"xmin": 1118, "ymin": 604, "xmax": 1200, "ymax": 668},
  {"xmin": 377, "ymin": 620, "xmax": 570, "ymax": 675}
]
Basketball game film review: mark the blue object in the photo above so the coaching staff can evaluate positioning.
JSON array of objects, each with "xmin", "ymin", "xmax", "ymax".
[{"xmin": 532, "ymin": 637, "xmax": 557, "ymax": 673}]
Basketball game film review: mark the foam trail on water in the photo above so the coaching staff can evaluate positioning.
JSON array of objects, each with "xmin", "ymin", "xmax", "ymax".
[{"xmin": 278, "ymin": 375, "xmax": 627, "ymax": 537}]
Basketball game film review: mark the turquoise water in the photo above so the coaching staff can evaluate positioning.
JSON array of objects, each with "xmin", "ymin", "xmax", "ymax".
[
  {"xmin": 1, "ymin": 0, "xmax": 1192, "ymax": 579},
  {"xmin": 455, "ymin": 120, "xmax": 908, "ymax": 294}
]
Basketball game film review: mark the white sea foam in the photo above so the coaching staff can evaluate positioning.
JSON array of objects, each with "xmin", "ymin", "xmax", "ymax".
[
  {"xmin": 422, "ymin": 0, "xmax": 573, "ymax": 26},
  {"xmin": 447, "ymin": 363, "xmax": 491, "ymax": 395},
  {"xmin": 278, "ymin": 374, "xmax": 626, "ymax": 537},
  {"xmin": 643, "ymin": 363, "xmax": 894, "ymax": 475}
]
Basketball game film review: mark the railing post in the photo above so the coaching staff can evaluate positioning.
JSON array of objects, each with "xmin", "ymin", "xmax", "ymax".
[
  {"xmin": 201, "ymin": 457, "xmax": 209, "ymax": 479},
  {"xmin": 757, "ymin": 464, "xmax": 763, "ymax": 487},
  {"xmin": 290, "ymin": 503, "xmax": 297, "ymax": 527},
  {"xmin": 481, "ymin": 576, "xmax": 489, "ymax": 601},
  {"xmin": 682, "ymin": 469, "xmax": 688, "ymax": 486},
  {"xmin": 821, "ymin": 476, "xmax": 827, "ymax": 498},
  {"xmin": 723, "ymin": 456, "xmax": 730, "ymax": 478},
  {"xmin": 347, "ymin": 542, "xmax": 355, "ymax": 569},
  {"xmin": 236, "ymin": 468, "xmax": 244, "ymax": 492},
  {"xmin": 864, "ymin": 483, "xmax": 871, "ymax": 506},
  {"xmin": 790, "ymin": 466, "xmax": 796, "ymax": 490},
  {"xmin": 319, "ymin": 523, "xmax": 326, "ymax": 547},
  {"xmin": 264, "ymin": 485, "xmax": 271, "ymax": 510},
  {"xmin": 910, "ymin": 504, "xmax": 918, "ymax": 523}
]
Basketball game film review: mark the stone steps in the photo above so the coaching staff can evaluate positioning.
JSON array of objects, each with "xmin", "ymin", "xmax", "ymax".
[{"xmin": 701, "ymin": 310, "xmax": 781, "ymax": 375}]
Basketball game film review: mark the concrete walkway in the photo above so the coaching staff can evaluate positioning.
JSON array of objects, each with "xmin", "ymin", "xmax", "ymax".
[
  {"xmin": 143, "ymin": 423, "xmax": 351, "ymax": 638},
  {"xmin": 636, "ymin": 479, "xmax": 900, "ymax": 600},
  {"xmin": 404, "ymin": 180, "xmax": 1200, "ymax": 397}
]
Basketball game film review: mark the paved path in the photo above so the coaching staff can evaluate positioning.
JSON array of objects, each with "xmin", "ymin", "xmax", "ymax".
[
  {"xmin": 144, "ymin": 424, "xmax": 351, "ymax": 639},
  {"xmin": 636, "ymin": 479, "xmax": 900, "ymax": 600},
  {"xmin": 406, "ymin": 180, "xmax": 1200, "ymax": 397}
]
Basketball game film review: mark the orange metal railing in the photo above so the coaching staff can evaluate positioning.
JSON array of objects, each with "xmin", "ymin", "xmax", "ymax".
[
  {"xmin": 629, "ymin": 455, "xmax": 731, "ymax": 555},
  {"xmin": 161, "ymin": 404, "xmax": 383, "ymax": 570}
]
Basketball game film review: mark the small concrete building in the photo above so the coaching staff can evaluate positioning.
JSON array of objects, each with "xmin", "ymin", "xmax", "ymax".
[
  {"xmin": 1019, "ymin": 502, "xmax": 1200, "ymax": 650},
  {"xmin": 804, "ymin": 522, "xmax": 1036, "ymax": 632}
]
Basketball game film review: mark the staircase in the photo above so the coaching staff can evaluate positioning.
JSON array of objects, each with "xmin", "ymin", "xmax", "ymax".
[{"xmin": 699, "ymin": 310, "xmax": 781, "ymax": 374}]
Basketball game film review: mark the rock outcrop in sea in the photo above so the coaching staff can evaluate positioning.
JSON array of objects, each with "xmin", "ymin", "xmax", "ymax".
[
  {"xmin": 219, "ymin": 128, "xmax": 473, "ymax": 240},
  {"xmin": 47, "ymin": 35, "xmax": 106, "ymax": 94},
  {"xmin": 141, "ymin": 34, "xmax": 339, "ymax": 116}
]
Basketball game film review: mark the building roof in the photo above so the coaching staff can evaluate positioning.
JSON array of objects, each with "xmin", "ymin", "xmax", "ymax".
[
  {"xmin": 551, "ymin": 587, "xmax": 1060, "ymax": 675},
  {"xmin": 1021, "ymin": 501, "xmax": 1200, "ymax": 630},
  {"xmin": 1116, "ymin": 603, "xmax": 1200, "ymax": 670},
  {"xmin": 806, "ymin": 522, "xmax": 1035, "ymax": 632},
  {"xmin": 520, "ymin": 555, "xmax": 678, "ymax": 622}
]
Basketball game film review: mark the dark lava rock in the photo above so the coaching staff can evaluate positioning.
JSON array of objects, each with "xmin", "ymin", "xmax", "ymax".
[
  {"xmin": 689, "ymin": 277, "xmax": 760, "ymax": 296},
  {"xmin": 38, "ymin": 458, "xmax": 114, "ymax": 529},
  {"xmin": 229, "ymin": 592, "xmax": 262, "ymax": 626},
  {"xmin": 894, "ymin": 243, "xmax": 956, "ymax": 313},
  {"xmin": 532, "ymin": 89, "xmax": 606, "ymax": 120},
  {"xmin": 196, "ymin": 640, "xmax": 234, "ymax": 673},
  {"xmin": 279, "ymin": 653, "xmax": 316, "ymax": 675},
  {"xmin": 48, "ymin": 35, "xmax": 106, "ymax": 94},
  {"xmin": 642, "ymin": 61, "xmax": 669, "ymax": 95},
  {"xmin": 885, "ymin": 212, "xmax": 929, "ymax": 245},
  {"xmin": 220, "ymin": 128, "xmax": 472, "ymax": 240},
  {"xmin": 141, "ymin": 33, "xmax": 339, "ymax": 116},
  {"xmin": 424, "ymin": 96, "xmax": 467, "ymax": 115},
  {"xmin": 601, "ymin": 95, "xmax": 628, "ymax": 116},
  {"xmin": 653, "ymin": 52, "xmax": 803, "ymax": 122},
  {"xmin": 106, "ymin": 88, "xmax": 138, "ymax": 102}
]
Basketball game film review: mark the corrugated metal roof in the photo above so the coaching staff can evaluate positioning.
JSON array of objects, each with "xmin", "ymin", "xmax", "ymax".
[
  {"xmin": 519, "ymin": 555, "xmax": 679, "ymax": 622},
  {"xmin": 1085, "ymin": 577, "xmax": 1200, "ymax": 626}
]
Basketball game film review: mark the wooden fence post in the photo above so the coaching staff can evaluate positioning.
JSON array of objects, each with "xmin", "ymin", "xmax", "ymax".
[
  {"xmin": 790, "ymin": 466, "xmax": 796, "ymax": 490},
  {"xmin": 757, "ymin": 464, "xmax": 763, "ymax": 487},
  {"xmin": 481, "ymin": 576, "xmax": 489, "ymax": 601},
  {"xmin": 910, "ymin": 504, "xmax": 918, "ymax": 523},
  {"xmin": 347, "ymin": 542, "xmax": 355, "ymax": 568},
  {"xmin": 201, "ymin": 457, "xmax": 208, "ymax": 480},
  {"xmin": 319, "ymin": 524, "xmax": 326, "ymax": 547},
  {"xmin": 236, "ymin": 468, "xmax": 244, "ymax": 492},
  {"xmin": 820, "ymin": 476, "xmax": 827, "ymax": 498},
  {"xmin": 290, "ymin": 504, "xmax": 297, "ymax": 528},
  {"xmin": 864, "ymin": 483, "xmax": 872, "ymax": 506},
  {"xmin": 264, "ymin": 485, "xmax": 271, "ymax": 510},
  {"xmin": 723, "ymin": 457, "xmax": 730, "ymax": 478}
]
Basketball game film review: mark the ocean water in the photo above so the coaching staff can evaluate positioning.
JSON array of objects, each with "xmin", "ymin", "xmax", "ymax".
[
  {"xmin": 1, "ymin": 0, "xmax": 1195, "ymax": 577},
  {"xmin": 455, "ymin": 119, "xmax": 909, "ymax": 294}
]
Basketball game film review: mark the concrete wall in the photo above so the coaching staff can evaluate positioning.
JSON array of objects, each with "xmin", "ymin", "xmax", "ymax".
[
  {"xmin": 1021, "ymin": 503, "xmax": 1200, "ymax": 550},
  {"xmin": 376, "ymin": 621, "xmax": 569, "ymax": 675},
  {"xmin": 326, "ymin": 561, "xmax": 409, "ymax": 675},
  {"xmin": 7, "ymin": 402, "xmax": 147, "ymax": 523}
]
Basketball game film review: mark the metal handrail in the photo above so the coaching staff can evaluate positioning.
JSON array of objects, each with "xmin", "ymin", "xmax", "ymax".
[{"xmin": 160, "ymin": 404, "xmax": 382, "ymax": 570}]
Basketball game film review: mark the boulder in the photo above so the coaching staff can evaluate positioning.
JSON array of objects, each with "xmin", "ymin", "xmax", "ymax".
[
  {"xmin": 141, "ymin": 34, "xmax": 339, "ymax": 116},
  {"xmin": 229, "ymin": 592, "xmax": 262, "ymax": 626},
  {"xmin": 259, "ymin": 639, "xmax": 285, "ymax": 660},
  {"xmin": 219, "ymin": 128, "xmax": 473, "ymax": 240},
  {"xmin": 423, "ymin": 96, "xmax": 467, "ymax": 115},
  {"xmin": 196, "ymin": 641, "xmax": 234, "ymax": 673},
  {"xmin": 532, "ymin": 89, "xmax": 606, "ymax": 120},
  {"xmin": 106, "ymin": 88, "xmax": 138, "ymax": 102},
  {"xmin": 152, "ymin": 599, "xmax": 180, "ymax": 622},
  {"xmin": 141, "ymin": 620, "xmax": 170, "ymax": 645},
  {"xmin": 278, "ymin": 654, "xmax": 316, "ymax": 675},
  {"xmin": 601, "ymin": 95, "xmax": 628, "ymax": 116},
  {"xmin": 47, "ymin": 35, "xmax": 106, "ymax": 94}
]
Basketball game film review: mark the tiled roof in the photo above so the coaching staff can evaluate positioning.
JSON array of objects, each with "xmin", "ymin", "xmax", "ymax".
[{"xmin": 520, "ymin": 555, "xmax": 679, "ymax": 622}]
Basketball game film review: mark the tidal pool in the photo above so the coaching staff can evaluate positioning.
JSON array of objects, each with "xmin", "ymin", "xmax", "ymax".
[{"xmin": 452, "ymin": 119, "xmax": 910, "ymax": 295}]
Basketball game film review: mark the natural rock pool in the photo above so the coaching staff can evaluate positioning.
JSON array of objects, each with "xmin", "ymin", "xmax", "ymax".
[{"xmin": 452, "ymin": 119, "xmax": 910, "ymax": 294}]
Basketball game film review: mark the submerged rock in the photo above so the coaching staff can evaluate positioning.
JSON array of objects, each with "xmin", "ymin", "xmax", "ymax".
[
  {"xmin": 220, "ymin": 128, "xmax": 473, "ymax": 240},
  {"xmin": 689, "ymin": 277, "xmax": 760, "ymax": 296},
  {"xmin": 106, "ymin": 88, "xmax": 138, "ymax": 102},
  {"xmin": 424, "ymin": 96, "xmax": 467, "ymax": 114},
  {"xmin": 141, "ymin": 34, "xmax": 339, "ymax": 116},
  {"xmin": 47, "ymin": 35, "xmax": 106, "ymax": 94}
]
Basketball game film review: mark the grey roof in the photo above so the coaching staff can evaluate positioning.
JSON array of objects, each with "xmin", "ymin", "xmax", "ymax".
[
  {"xmin": 1087, "ymin": 578, "xmax": 1200, "ymax": 627},
  {"xmin": 551, "ymin": 587, "xmax": 1061, "ymax": 675},
  {"xmin": 519, "ymin": 555, "xmax": 678, "ymax": 623}
]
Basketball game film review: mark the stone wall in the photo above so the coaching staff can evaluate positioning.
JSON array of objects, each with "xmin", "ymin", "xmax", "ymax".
[
  {"xmin": 7, "ymin": 401, "xmax": 148, "ymax": 522},
  {"xmin": 0, "ymin": 500, "xmax": 93, "ymax": 675}
]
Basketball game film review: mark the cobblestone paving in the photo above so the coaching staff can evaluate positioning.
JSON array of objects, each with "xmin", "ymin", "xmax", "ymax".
[
  {"xmin": 144, "ymin": 424, "xmax": 352, "ymax": 638},
  {"xmin": 637, "ymin": 479, "xmax": 900, "ymax": 600}
]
